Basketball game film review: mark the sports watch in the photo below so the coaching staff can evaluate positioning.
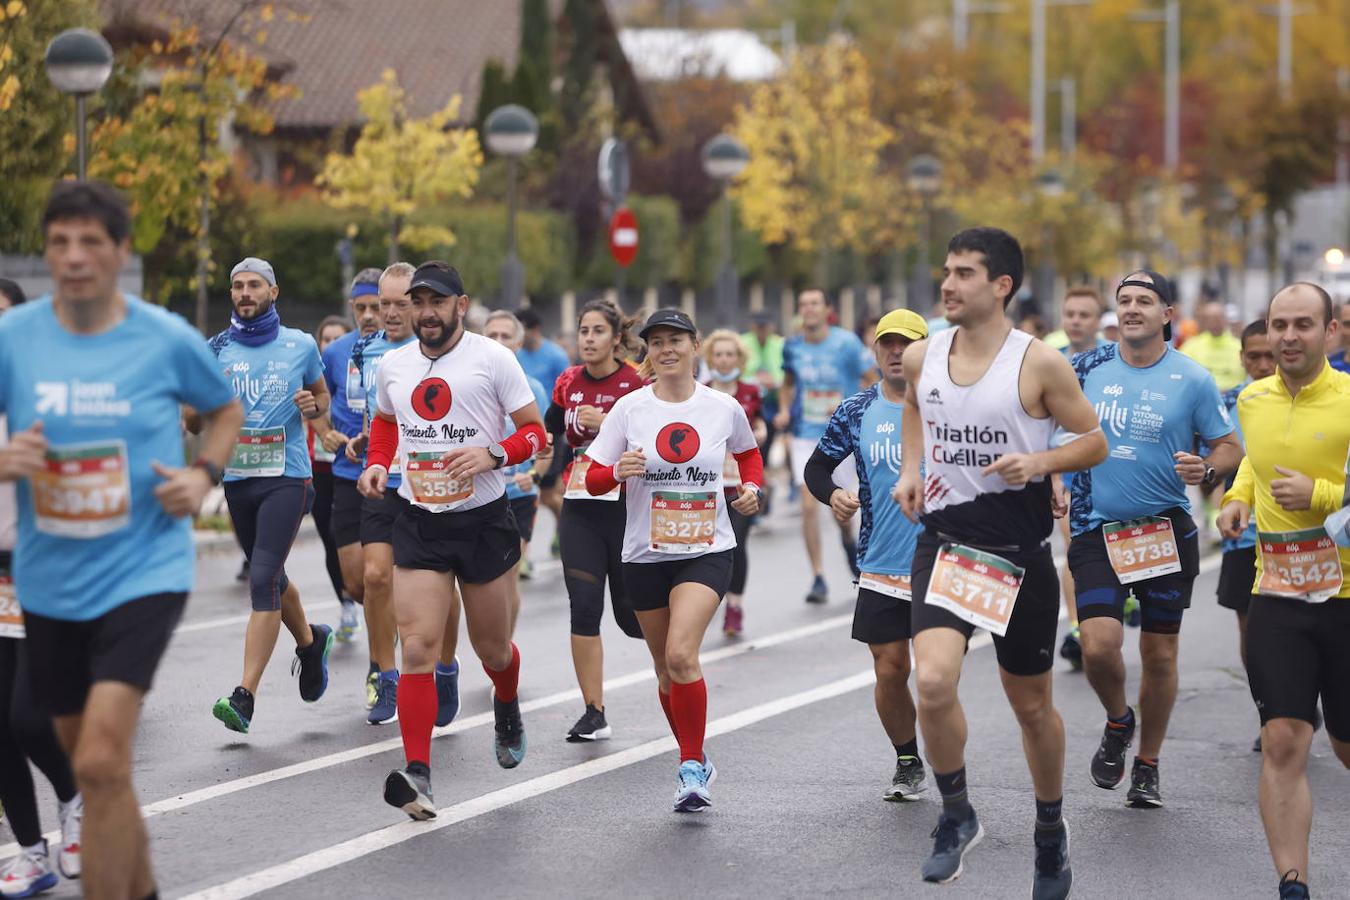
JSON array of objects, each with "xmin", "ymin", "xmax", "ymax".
[{"xmin": 488, "ymin": 443, "xmax": 508, "ymax": 470}]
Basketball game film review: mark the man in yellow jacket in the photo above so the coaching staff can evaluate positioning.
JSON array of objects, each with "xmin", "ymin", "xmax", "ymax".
[
  {"xmin": 1219, "ymin": 282, "xmax": 1350, "ymax": 900},
  {"xmin": 1182, "ymin": 300, "xmax": 1245, "ymax": 391}
]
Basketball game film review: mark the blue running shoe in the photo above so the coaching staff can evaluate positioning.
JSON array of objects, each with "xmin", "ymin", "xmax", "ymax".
[
  {"xmin": 493, "ymin": 697, "xmax": 526, "ymax": 768},
  {"xmin": 921, "ymin": 812, "xmax": 984, "ymax": 883},
  {"xmin": 368, "ymin": 671, "xmax": 399, "ymax": 725},
  {"xmin": 435, "ymin": 660, "xmax": 460, "ymax": 727},
  {"xmin": 212, "ymin": 686, "xmax": 253, "ymax": 734},
  {"xmin": 674, "ymin": 759, "xmax": 712, "ymax": 812},
  {"xmin": 1033, "ymin": 821, "xmax": 1072, "ymax": 900},
  {"xmin": 293, "ymin": 624, "xmax": 334, "ymax": 702},
  {"xmin": 702, "ymin": 754, "xmax": 717, "ymax": 788},
  {"xmin": 337, "ymin": 598, "xmax": 360, "ymax": 643},
  {"xmin": 806, "ymin": 575, "xmax": 828, "ymax": 604}
]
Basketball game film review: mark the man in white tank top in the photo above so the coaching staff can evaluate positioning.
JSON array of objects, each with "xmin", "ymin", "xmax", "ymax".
[{"xmin": 893, "ymin": 228, "xmax": 1107, "ymax": 898}]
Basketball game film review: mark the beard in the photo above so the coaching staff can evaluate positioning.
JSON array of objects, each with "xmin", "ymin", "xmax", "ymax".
[
  {"xmin": 415, "ymin": 306, "xmax": 460, "ymax": 348},
  {"xmin": 235, "ymin": 298, "xmax": 273, "ymax": 320}
]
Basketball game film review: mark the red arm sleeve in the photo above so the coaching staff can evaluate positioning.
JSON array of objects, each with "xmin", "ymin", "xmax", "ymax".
[
  {"xmin": 733, "ymin": 447, "xmax": 764, "ymax": 489},
  {"xmin": 585, "ymin": 461, "xmax": 621, "ymax": 496},
  {"xmin": 500, "ymin": 421, "xmax": 546, "ymax": 466},
  {"xmin": 367, "ymin": 414, "xmax": 399, "ymax": 471}
]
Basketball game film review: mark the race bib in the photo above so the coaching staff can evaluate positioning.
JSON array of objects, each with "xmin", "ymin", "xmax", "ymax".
[
  {"xmin": 565, "ymin": 449, "xmax": 619, "ymax": 501},
  {"xmin": 227, "ymin": 427, "xmax": 287, "ymax": 478},
  {"xmin": 924, "ymin": 543, "xmax": 1024, "ymax": 636},
  {"xmin": 346, "ymin": 359, "xmax": 365, "ymax": 411},
  {"xmin": 858, "ymin": 572, "xmax": 912, "ymax": 600},
  {"xmin": 1103, "ymin": 516, "xmax": 1182, "ymax": 584},
  {"xmin": 803, "ymin": 389, "xmax": 843, "ymax": 426},
  {"xmin": 650, "ymin": 491, "xmax": 717, "ymax": 554},
  {"xmin": 0, "ymin": 574, "xmax": 22, "ymax": 639},
  {"xmin": 32, "ymin": 440, "xmax": 131, "ymax": 539},
  {"xmin": 722, "ymin": 451, "xmax": 741, "ymax": 489},
  {"xmin": 404, "ymin": 450, "xmax": 473, "ymax": 509},
  {"xmin": 1258, "ymin": 527, "xmax": 1344, "ymax": 603}
]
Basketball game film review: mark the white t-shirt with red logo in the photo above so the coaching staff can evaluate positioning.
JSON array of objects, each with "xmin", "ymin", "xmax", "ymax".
[
  {"xmin": 375, "ymin": 331, "xmax": 538, "ymax": 513},
  {"xmin": 587, "ymin": 382, "xmax": 757, "ymax": 564}
]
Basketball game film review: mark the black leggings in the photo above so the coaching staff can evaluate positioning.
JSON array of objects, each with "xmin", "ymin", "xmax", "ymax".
[
  {"xmin": 310, "ymin": 464, "xmax": 345, "ymax": 603},
  {"xmin": 560, "ymin": 499, "xmax": 641, "ymax": 639},
  {"xmin": 729, "ymin": 507, "xmax": 753, "ymax": 595},
  {"xmin": 0, "ymin": 639, "xmax": 77, "ymax": 847},
  {"xmin": 225, "ymin": 476, "xmax": 314, "ymax": 612}
]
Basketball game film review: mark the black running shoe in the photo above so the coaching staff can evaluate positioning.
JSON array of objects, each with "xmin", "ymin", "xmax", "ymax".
[
  {"xmin": 493, "ymin": 696, "xmax": 526, "ymax": 768},
  {"xmin": 566, "ymin": 704, "xmax": 611, "ymax": 742},
  {"xmin": 1090, "ymin": 709, "xmax": 1134, "ymax": 789},
  {"xmin": 1125, "ymin": 758, "xmax": 1162, "ymax": 808},
  {"xmin": 921, "ymin": 812, "xmax": 983, "ymax": 883},
  {"xmin": 384, "ymin": 763, "xmax": 435, "ymax": 820},
  {"xmin": 292, "ymin": 624, "xmax": 334, "ymax": 703},
  {"xmin": 1252, "ymin": 734, "xmax": 1263, "ymax": 753},
  {"xmin": 883, "ymin": 755, "xmax": 927, "ymax": 801},
  {"xmin": 1058, "ymin": 629, "xmax": 1083, "ymax": 672},
  {"xmin": 1032, "ymin": 821, "xmax": 1072, "ymax": 900},
  {"xmin": 1279, "ymin": 870, "xmax": 1310, "ymax": 899},
  {"xmin": 212, "ymin": 686, "xmax": 254, "ymax": 734}
]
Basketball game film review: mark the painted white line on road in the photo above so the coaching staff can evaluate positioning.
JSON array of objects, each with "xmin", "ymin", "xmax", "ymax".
[{"xmin": 179, "ymin": 668, "xmax": 881, "ymax": 900}]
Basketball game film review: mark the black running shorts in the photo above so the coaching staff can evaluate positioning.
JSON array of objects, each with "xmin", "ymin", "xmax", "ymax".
[
  {"xmin": 509, "ymin": 495, "xmax": 539, "ymax": 544},
  {"xmin": 1069, "ymin": 507, "xmax": 1200, "ymax": 635},
  {"xmin": 623, "ymin": 549, "xmax": 735, "ymax": 612},
  {"xmin": 331, "ymin": 477, "xmax": 364, "ymax": 548},
  {"xmin": 1246, "ymin": 594, "xmax": 1350, "ymax": 741},
  {"xmin": 360, "ymin": 487, "xmax": 408, "ymax": 546},
  {"xmin": 393, "ymin": 495, "xmax": 520, "ymax": 585},
  {"xmin": 1216, "ymin": 546, "xmax": 1257, "ymax": 614},
  {"xmin": 851, "ymin": 586, "xmax": 913, "ymax": 645}
]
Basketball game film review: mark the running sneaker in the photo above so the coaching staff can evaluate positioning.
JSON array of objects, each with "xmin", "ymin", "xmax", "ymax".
[
  {"xmin": 883, "ymin": 755, "xmax": 927, "ymax": 801},
  {"xmin": 723, "ymin": 604, "xmax": 744, "ymax": 637},
  {"xmin": 493, "ymin": 696, "xmax": 526, "ymax": 768},
  {"xmin": 805, "ymin": 575, "xmax": 829, "ymax": 604},
  {"xmin": 0, "ymin": 840, "xmax": 58, "ymax": 897},
  {"xmin": 1032, "ymin": 821, "xmax": 1072, "ymax": 900},
  {"xmin": 1126, "ymin": 759, "xmax": 1162, "ymax": 808},
  {"xmin": 1058, "ymin": 627, "xmax": 1082, "ymax": 671},
  {"xmin": 1090, "ymin": 708, "xmax": 1135, "ymax": 789},
  {"xmin": 212, "ymin": 686, "xmax": 254, "ymax": 734},
  {"xmin": 365, "ymin": 665, "xmax": 379, "ymax": 710},
  {"xmin": 550, "ymin": 532, "xmax": 561, "ymax": 559},
  {"xmin": 234, "ymin": 556, "xmax": 249, "ymax": 583},
  {"xmin": 1123, "ymin": 592, "xmax": 1141, "ymax": 628},
  {"xmin": 566, "ymin": 704, "xmax": 611, "ymax": 742},
  {"xmin": 673, "ymin": 759, "xmax": 712, "ymax": 812},
  {"xmin": 921, "ymin": 812, "xmax": 984, "ymax": 883},
  {"xmin": 293, "ymin": 624, "xmax": 335, "ymax": 703},
  {"xmin": 1279, "ymin": 870, "xmax": 1310, "ymax": 899},
  {"xmin": 518, "ymin": 558, "xmax": 534, "ymax": 580},
  {"xmin": 435, "ymin": 661, "xmax": 460, "ymax": 728},
  {"xmin": 1252, "ymin": 734, "xmax": 1262, "ymax": 753},
  {"xmin": 56, "ymin": 794, "xmax": 81, "ymax": 879},
  {"xmin": 384, "ymin": 763, "xmax": 436, "ymax": 821},
  {"xmin": 368, "ymin": 671, "xmax": 399, "ymax": 726},
  {"xmin": 336, "ymin": 598, "xmax": 360, "ymax": 643},
  {"xmin": 702, "ymin": 754, "xmax": 717, "ymax": 788}
]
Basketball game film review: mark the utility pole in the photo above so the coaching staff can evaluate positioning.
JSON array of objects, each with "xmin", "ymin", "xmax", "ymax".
[
  {"xmin": 1260, "ymin": 0, "xmax": 1307, "ymax": 101},
  {"xmin": 1338, "ymin": 68, "xmax": 1348, "ymax": 186},
  {"xmin": 1031, "ymin": 0, "xmax": 1091, "ymax": 164},
  {"xmin": 953, "ymin": 0, "xmax": 1010, "ymax": 52},
  {"xmin": 1131, "ymin": 0, "xmax": 1179, "ymax": 173},
  {"xmin": 1052, "ymin": 78, "xmax": 1076, "ymax": 163}
]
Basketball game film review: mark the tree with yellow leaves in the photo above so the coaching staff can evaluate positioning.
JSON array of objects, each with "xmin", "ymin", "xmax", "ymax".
[{"xmin": 317, "ymin": 69, "xmax": 484, "ymax": 264}]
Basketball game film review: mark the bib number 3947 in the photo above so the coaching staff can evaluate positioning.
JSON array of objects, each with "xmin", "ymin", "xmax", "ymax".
[
  {"xmin": 1103, "ymin": 516, "xmax": 1182, "ymax": 584},
  {"xmin": 650, "ymin": 491, "xmax": 716, "ymax": 554},
  {"xmin": 1258, "ymin": 528, "xmax": 1343, "ymax": 603},
  {"xmin": 924, "ymin": 544, "xmax": 1024, "ymax": 636},
  {"xmin": 32, "ymin": 440, "xmax": 131, "ymax": 539}
]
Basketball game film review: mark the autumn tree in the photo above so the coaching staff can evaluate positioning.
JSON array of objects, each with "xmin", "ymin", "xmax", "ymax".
[{"xmin": 317, "ymin": 69, "xmax": 483, "ymax": 263}]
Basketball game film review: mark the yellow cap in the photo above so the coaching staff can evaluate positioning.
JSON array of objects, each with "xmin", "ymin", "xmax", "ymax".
[{"xmin": 875, "ymin": 308, "xmax": 929, "ymax": 342}]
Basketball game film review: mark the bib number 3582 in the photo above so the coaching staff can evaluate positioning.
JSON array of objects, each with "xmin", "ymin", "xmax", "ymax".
[
  {"xmin": 1258, "ymin": 528, "xmax": 1343, "ymax": 603},
  {"xmin": 924, "ymin": 544, "xmax": 1024, "ymax": 636}
]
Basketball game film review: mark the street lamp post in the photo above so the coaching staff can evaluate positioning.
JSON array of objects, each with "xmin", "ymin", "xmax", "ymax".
[
  {"xmin": 1034, "ymin": 168, "xmax": 1065, "ymax": 319},
  {"xmin": 906, "ymin": 154, "xmax": 943, "ymax": 311},
  {"xmin": 485, "ymin": 105, "xmax": 540, "ymax": 308},
  {"xmin": 702, "ymin": 134, "xmax": 750, "ymax": 328},
  {"xmin": 44, "ymin": 28, "xmax": 114, "ymax": 181}
]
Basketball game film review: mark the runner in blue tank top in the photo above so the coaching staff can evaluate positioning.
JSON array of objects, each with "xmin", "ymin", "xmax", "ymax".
[
  {"xmin": 205, "ymin": 257, "xmax": 335, "ymax": 736},
  {"xmin": 805, "ymin": 309, "xmax": 930, "ymax": 803},
  {"xmin": 1067, "ymin": 270, "xmax": 1242, "ymax": 808}
]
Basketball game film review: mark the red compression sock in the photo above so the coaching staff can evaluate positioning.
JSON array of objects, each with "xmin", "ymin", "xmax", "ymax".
[
  {"xmin": 669, "ymin": 678, "xmax": 707, "ymax": 763},
  {"xmin": 483, "ymin": 642, "xmax": 521, "ymax": 702},
  {"xmin": 397, "ymin": 672, "xmax": 436, "ymax": 766},
  {"xmin": 659, "ymin": 688, "xmax": 679, "ymax": 741}
]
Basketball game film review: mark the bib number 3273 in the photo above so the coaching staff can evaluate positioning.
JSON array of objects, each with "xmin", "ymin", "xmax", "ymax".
[
  {"xmin": 650, "ymin": 491, "xmax": 716, "ymax": 554},
  {"xmin": 1258, "ymin": 528, "xmax": 1343, "ymax": 603},
  {"xmin": 32, "ymin": 440, "xmax": 131, "ymax": 539},
  {"xmin": 924, "ymin": 543, "xmax": 1024, "ymax": 636},
  {"xmin": 1103, "ymin": 516, "xmax": 1182, "ymax": 584}
]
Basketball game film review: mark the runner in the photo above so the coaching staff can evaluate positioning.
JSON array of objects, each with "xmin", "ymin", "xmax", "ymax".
[
  {"xmin": 703, "ymin": 330, "xmax": 766, "ymax": 637},
  {"xmin": 316, "ymin": 269, "xmax": 383, "ymax": 703},
  {"xmin": 0, "ymin": 180, "xmax": 242, "ymax": 899},
  {"xmin": 775, "ymin": 289, "xmax": 869, "ymax": 603},
  {"xmin": 206, "ymin": 256, "xmax": 335, "ymax": 734},
  {"xmin": 308, "ymin": 315, "xmax": 354, "ymax": 641},
  {"xmin": 804, "ymin": 309, "xmax": 930, "ymax": 801},
  {"xmin": 583, "ymin": 308, "xmax": 763, "ymax": 812},
  {"xmin": 1218, "ymin": 282, "xmax": 1350, "ymax": 900},
  {"xmin": 360, "ymin": 261, "xmax": 544, "ymax": 820},
  {"xmin": 517, "ymin": 306, "xmax": 572, "ymax": 558},
  {"xmin": 544, "ymin": 299, "xmax": 645, "ymax": 742},
  {"xmin": 1068, "ymin": 270, "xmax": 1241, "ymax": 808},
  {"xmin": 894, "ymin": 227, "xmax": 1106, "ymax": 896}
]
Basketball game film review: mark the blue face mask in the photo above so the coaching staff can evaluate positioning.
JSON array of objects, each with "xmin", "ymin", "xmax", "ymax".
[
  {"xmin": 711, "ymin": 367, "xmax": 741, "ymax": 383},
  {"xmin": 229, "ymin": 303, "xmax": 280, "ymax": 347}
]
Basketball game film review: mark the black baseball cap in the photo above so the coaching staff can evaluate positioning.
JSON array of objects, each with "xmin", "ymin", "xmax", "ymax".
[
  {"xmin": 639, "ymin": 308, "xmax": 697, "ymax": 341},
  {"xmin": 406, "ymin": 262, "xmax": 465, "ymax": 298},
  {"xmin": 1116, "ymin": 269, "xmax": 1175, "ymax": 343}
]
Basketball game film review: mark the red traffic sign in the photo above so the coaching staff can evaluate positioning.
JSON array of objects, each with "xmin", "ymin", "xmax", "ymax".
[{"xmin": 608, "ymin": 207, "xmax": 639, "ymax": 268}]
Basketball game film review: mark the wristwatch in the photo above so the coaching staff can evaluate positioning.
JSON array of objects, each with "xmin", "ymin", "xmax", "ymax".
[
  {"xmin": 193, "ymin": 458, "xmax": 224, "ymax": 486},
  {"xmin": 487, "ymin": 443, "xmax": 507, "ymax": 470},
  {"xmin": 1201, "ymin": 465, "xmax": 1217, "ymax": 487}
]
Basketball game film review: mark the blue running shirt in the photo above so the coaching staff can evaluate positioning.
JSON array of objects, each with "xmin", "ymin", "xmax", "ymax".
[
  {"xmin": 783, "ymin": 327, "xmax": 868, "ymax": 441},
  {"xmin": 322, "ymin": 329, "xmax": 365, "ymax": 481},
  {"xmin": 1070, "ymin": 344, "xmax": 1232, "ymax": 535},
  {"xmin": 816, "ymin": 384, "xmax": 921, "ymax": 576},
  {"xmin": 517, "ymin": 341, "xmax": 570, "ymax": 399},
  {"xmin": 1216, "ymin": 381, "xmax": 1257, "ymax": 552},
  {"xmin": 352, "ymin": 331, "xmax": 415, "ymax": 488},
  {"xmin": 0, "ymin": 297, "xmax": 235, "ymax": 620},
  {"xmin": 504, "ymin": 374, "xmax": 549, "ymax": 500}
]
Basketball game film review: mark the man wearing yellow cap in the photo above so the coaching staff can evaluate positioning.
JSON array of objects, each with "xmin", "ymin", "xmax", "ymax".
[{"xmin": 804, "ymin": 309, "xmax": 931, "ymax": 801}]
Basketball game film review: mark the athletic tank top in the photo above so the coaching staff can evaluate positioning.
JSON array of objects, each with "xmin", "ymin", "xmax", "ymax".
[{"xmin": 918, "ymin": 327, "xmax": 1055, "ymax": 549}]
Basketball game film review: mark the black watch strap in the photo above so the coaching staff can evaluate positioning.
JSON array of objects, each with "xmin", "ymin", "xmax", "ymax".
[{"xmin": 1202, "ymin": 465, "xmax": 1217, "ymax": 486}]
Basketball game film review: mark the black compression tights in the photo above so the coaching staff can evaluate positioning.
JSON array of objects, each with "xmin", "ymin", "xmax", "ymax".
[{"xmin": 0, "ymin": 639, "xmax": 77, "ymax": 846}]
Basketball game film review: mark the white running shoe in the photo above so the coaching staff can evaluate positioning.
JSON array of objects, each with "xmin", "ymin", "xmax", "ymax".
[
  {"xmin": 0, "ymin": 840, "xmax": 58, "ymax": 896},
  {"xmin": 57, "ymin": 794, "xmax": 82, "ymax": 879}
]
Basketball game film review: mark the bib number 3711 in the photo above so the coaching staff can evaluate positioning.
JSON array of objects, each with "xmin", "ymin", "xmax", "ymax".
[
  {"xmin": 1258, "ymin": 528, "xmax": 1343, "ymax": 603},
  {"xmin": 924, "ymin": 543, "xmax": 1024, "ymax": 637}
]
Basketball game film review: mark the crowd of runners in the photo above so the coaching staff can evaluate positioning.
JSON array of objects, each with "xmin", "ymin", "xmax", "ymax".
[{"xmin": 0, "ymin": 180, "xmax": 1345, "ymax": 899}]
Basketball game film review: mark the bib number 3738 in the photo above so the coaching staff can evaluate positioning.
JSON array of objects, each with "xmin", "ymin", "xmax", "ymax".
[
  {"xmin": 650, "ymin": 491, "xmax": 716, "ymax": 554},
  {"xmin": 924, "ymin": 544, "xmax": 1024, "ymax": 637},
  {"xmin": 1103, "ymin": 516, "xmax": 1182, "ymax": 584},
  {"xmin": 1258, "ymin": 528, "xmax": 1343, "ymax": 603},
  {"xmin": 32, "ymin": 440, "xmax": 131, "ymax": 539}
]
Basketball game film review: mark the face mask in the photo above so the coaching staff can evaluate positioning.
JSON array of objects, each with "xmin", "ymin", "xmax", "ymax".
[{"xmin": 711, "ymin": 367, "xmax": 741, "ymax": 383}]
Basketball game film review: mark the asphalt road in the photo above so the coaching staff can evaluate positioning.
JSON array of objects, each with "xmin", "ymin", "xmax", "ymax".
[{"xmin": 11, "ymin": 498, "xmax": 1350, "ymax": 899}]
